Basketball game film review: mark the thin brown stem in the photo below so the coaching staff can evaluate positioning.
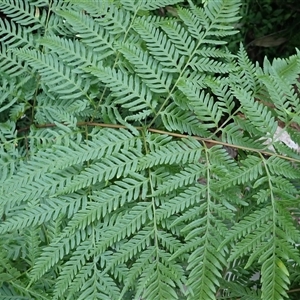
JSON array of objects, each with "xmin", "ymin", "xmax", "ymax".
[{"xmin": 17, "ymin": 121, "xmax": 300, "ymax": 164}]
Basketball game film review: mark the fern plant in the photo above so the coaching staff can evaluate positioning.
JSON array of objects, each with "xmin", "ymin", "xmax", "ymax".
[{"xmin": 1, "ymin": 0, "xmax": 300, "ymax": 299}]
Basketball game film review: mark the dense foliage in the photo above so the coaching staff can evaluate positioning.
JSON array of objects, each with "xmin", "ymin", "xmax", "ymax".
[{"xmin": 1, "ymin": 0, "xmax": 300, "ymax": 299}]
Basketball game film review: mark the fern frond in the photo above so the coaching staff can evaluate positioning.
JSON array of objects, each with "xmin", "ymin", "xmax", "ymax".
[
  {"xmin": 177, "ymin": 79, "xmax": 224, "ymax": 127},
  {"xmin": 0, "ymin": 197, "xmax": 81, "ymax": 234},
  {"xmin": 1, "ymin": 0, "xmax": 300, "ymax": 298},
  {"xmin": 139, "ymin": 249, "xmax": 185, "ymax": 300},
  {"xmin": 187, "ymin": 242, "xmax": 226, "ymax": 300},
  {"xmin": 215, "ymin": 155, "xmax": 264, "ymax": 191},
  {"xmin": 177, "ymin": 0, "xmax": 240, "ymax": 43},
  {"xmin": 176, "ymin": 7, "xmax": 207, "ymax": 41},
  {"xmin": 94, "ymin": 4, "xmax": 132, "ymax": 35},
  {"xmin": 35, "ymin": 96, "xmax": 90, "ymax": 124},
  {"xmin": 235, "ymin": 44, "xmax": 262, "ymax": 93},
  {"xmin": 30, "ymin": 228, "xmax": 89, "ymax": 281},
  {"xmin": 138, "ymin": 137, "xmax": 202, "ymax": 169},
  {"xmin": 0, "ymin": 18, "xmax": 34, "ymax": 48},
  {"xmin": 231, "ymin": 86, "xmax": 278, "ymax": 136},
  {"xmin": 133, "ymin": 16, "xmax": 184, "ymax": 72},
  {"xmin": 118, "ymin": 42, "xmax": 173, "ymax": 94},
  {"xmin": 0, "ymin": 0, "xmax": 45, "ymax": 31},
  {"xmin": 77, "ymin": 270, "xmax": 120, "ymax": 300},
  {"xmin": 121, "ymin": 0, "xmax": 183, "ymax": 12},
  {"xmin": 121, "ymin": 246, "xmax": 156, "ymax": 298},
  {"xmin": 263, "ymin": 51, "xmax": 300, "ymax": 86},
  {"xmin": 12, "ymin": 49, "xmax": 90, "ymax": 100},
  {"xmin": 261, "ymin": 254, "xmax": 290, "ymax": 300},
  {"xmin": 65, "ymin": 260, "xmax": 121, "ymax": 300},
  {"xmin": 266, "ymin": 156, "xmax": 300, "ymax": 178},
  {"xmin": 53, "ymin": 239, "xmax": 95, "ymax": 299},
  {"xmin": 260, "ymin": 74, "xmax": 299, "ymax": 121},
  {"xmin": 276, "ymin": 204, "xmax": 300, "ymax": 246},
  {"xmin": 189, "ymin": 56, "xmax": 237, "ymax": 73},
  {"xmin": 221, "ymin": 282, "xmax": 261, "ymax": 299},
  {"xmin": 156, "ymin": 185, "xmax": 207, "ymax": 222},
  {"xmin": 24, "ymin": 227, "xmax": 41, "ymax": 267},
  {"xmin": 161, "ymin": 102, "xmax": 212, "ymax": 136},
  {"xmin": 229, "ymin": 223, "xmax": 274, "ymax": 261},
  {"xmin": 179, "ymin": 201, "xmax": 228, "ymax": 300},
  {"xmin": 191, "ymin": 0, "xmax": 241, "ymax": 35},
  {"xmin": 154, "ymin": 163, "xmax": 205, "ymax": 196},
  {"xmin": 54, "ymin": 175, "xmax": 149, "ymax": 241},
  {"xmin": 57, "ymin": 151, "xmax": 143, "ymax": 195},
  {"xmin": 1, "ymin": 128, "xmax": 138, "ymax": 206},
  {"xmin": 66, "ymin": 262, "xmax": 94, "ymax": 300},
  {"xmin": 68, "ymin": 0, "xmax": 112, "ymax": 19},
  {"xmin": 39, "ymin": 35, "xmax": 100, "ymax": 74},
  {"xmin": 158, "ymin": 20, "xmax": 197, "ymax": 56},
  {"xmin": 197, "ymin": 46, "xmax": 236, "ymax": 59},
  {"xmin": 55, "ymin": 9, "xmax": 115, "ymax": 57},
  {"xmin": 0, "ymin": 44, "xmax": 29, "ymax": 79},
  {"xmin": 86, "ymin": 65, "xmax": 157, "ymax": 115},
  {"xmin": 33, "ymin": 202, "xmax": 153, "ymax": 285},
  {"xmin": 91, "ymin": 203, "xmax": 154, "ymax": 256},
  {"xmin": 103, "ymin": 228, "xmax": 154, "ymax": 273},
  {"xmin": 219, "ymin": 206, "xmax": 273, "ymax": 250}
]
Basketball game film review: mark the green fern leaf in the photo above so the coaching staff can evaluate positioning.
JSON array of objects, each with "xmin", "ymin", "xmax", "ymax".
[
  {"xmin": 133, "ymin": 16, "xmax": 184, "ymax": 73},
  {"xmin": 56, "ymin": 9, "xmax": 115, "ymax": 57},
  {"xmin": 86, "ymin": 65, "xmax": 157, "ymax": 114},
  {"xmin": 118, "ymin": 42, "xmax": 173, "ymax": 94},
  {"xmin": 12, "ymin": 49, "xmax": 90, "ymax": 100},
  {"xmin": 39, "ymin": 35, "xmax": 100, "ymax": 73},
  {"xmin": 0, "ymin": 0, "xmax": 45, "ymax": 30},
  {"xmin": 138, "ymin": 138, "xmax": 202, "ymax": 170}
]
